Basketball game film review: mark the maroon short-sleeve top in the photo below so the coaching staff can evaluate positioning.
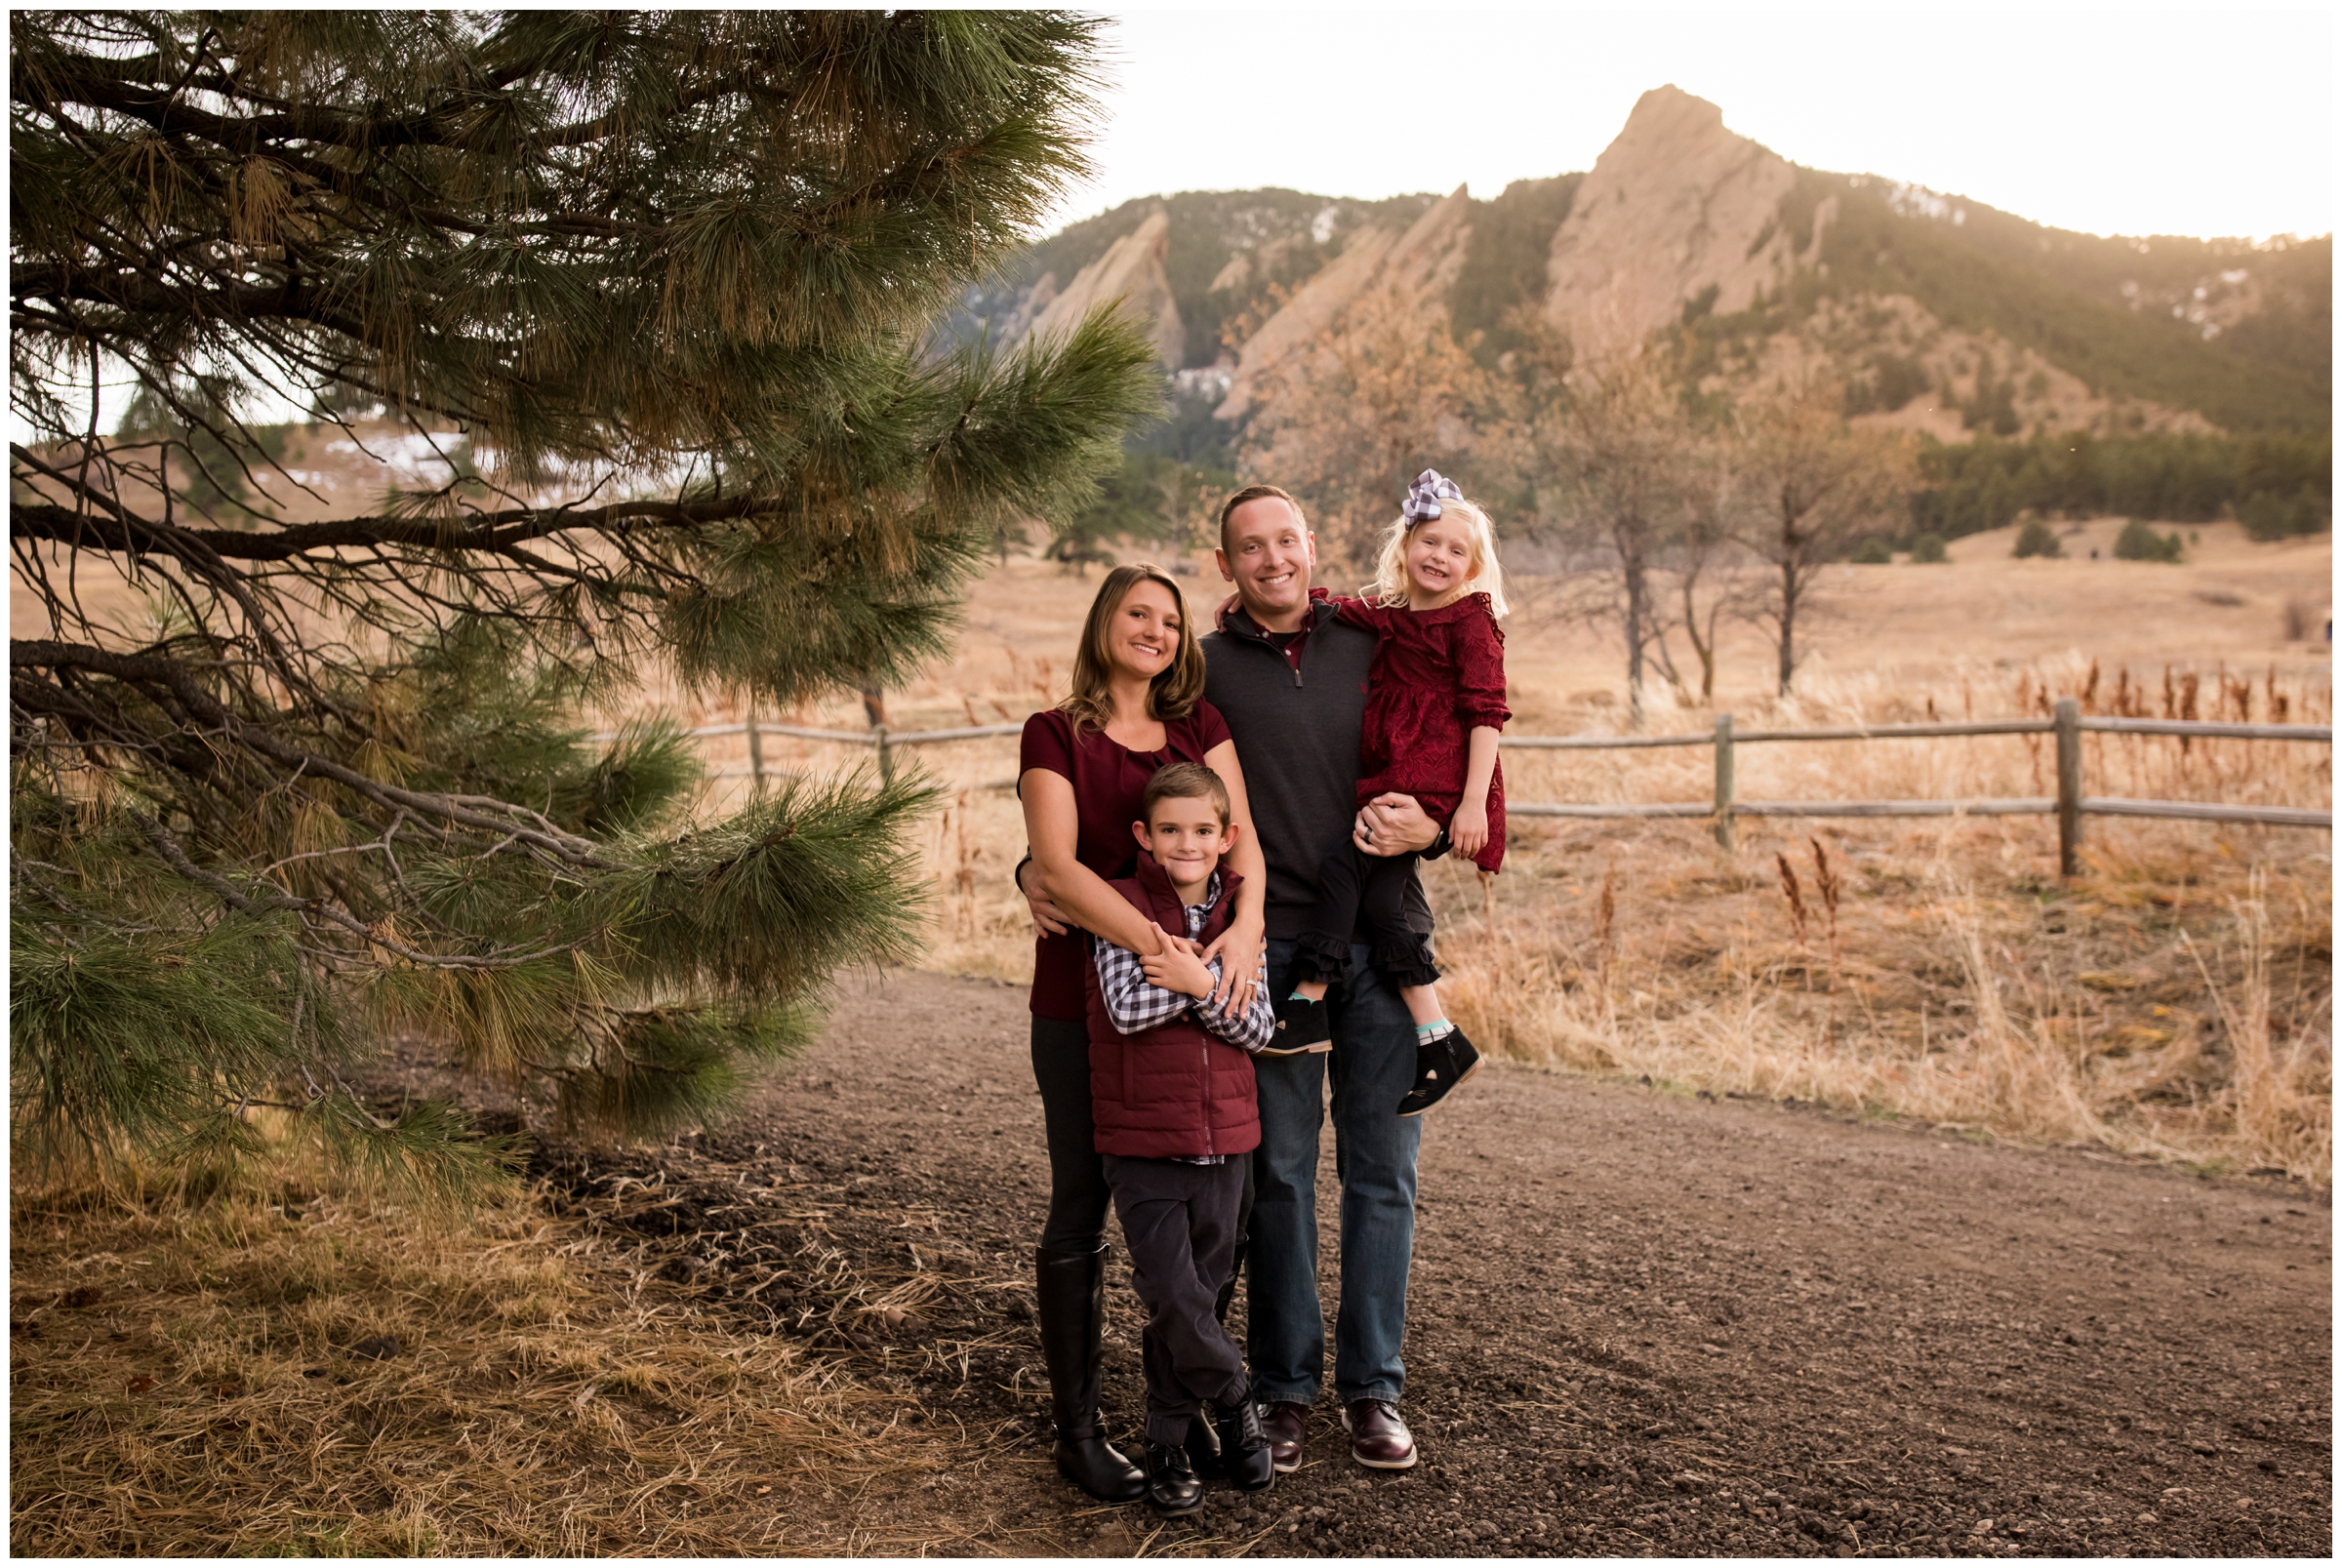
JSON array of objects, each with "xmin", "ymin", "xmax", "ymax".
[{"xmin": 1019, "ymin": 703, "xmax": 1232, "ymax": 1021}]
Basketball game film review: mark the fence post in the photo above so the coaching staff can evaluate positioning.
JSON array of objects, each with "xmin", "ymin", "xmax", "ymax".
[
  {"xmin": 744, "ymin": 708, "xmax": 765, "ymax": 791},
  {"xmin": 1713, "ymin": 711, "xmax": 1736, "ymax": 852},
  {"xmin": 2054, "ymin": 696, "xmax": 2082, "ymax": 877},
  {"xmin": 875, "ymin": 725, "xmax": 893, "ymax": 787}
]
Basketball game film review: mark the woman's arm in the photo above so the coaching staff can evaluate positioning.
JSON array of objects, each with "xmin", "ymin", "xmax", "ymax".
[
  {"xmin": 1020, "ymin": 768, "xmax": 1161, "ymax": 956},
  {"xmin": 1447, "ymin": 727, "xmax": 1501, "ymax": 859},
  {"xmin": 1197, "ymin": 737, "xmax": 1266, "ymax": 1012}
]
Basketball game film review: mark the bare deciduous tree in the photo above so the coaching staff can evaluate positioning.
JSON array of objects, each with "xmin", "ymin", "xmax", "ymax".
[
  {"xmin": 1502, "ymin": 340, "xmax": 1697, "ymax": 727},
  {"xmin": 1732, "ymin": 376, "xmax": 1913, "ymax": 695},
  {"xmin": 1239, "ymin": 296, "xmax": 1486, "ymax": 571},
  {"xmin": 1647, "ymin": 455, "xmax": 1758, "ymax": 705}
]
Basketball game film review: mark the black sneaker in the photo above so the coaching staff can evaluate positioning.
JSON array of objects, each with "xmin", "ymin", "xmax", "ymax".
[
  {"xmin": 1263, "ymin": 994, "xmax": 1333, "ymax": 1056},
  {"xmin": 1395, "ymin": 1027, "xmax": 1481, "ymax": 1117},
  {"xmin": 1142, "ymin": 1439, "xmax": 1204, "ymax": 1514}
]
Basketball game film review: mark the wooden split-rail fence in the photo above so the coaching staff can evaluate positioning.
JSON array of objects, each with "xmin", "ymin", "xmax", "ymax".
[{"xmin": 614, "ymin": 701, "xmax": 2332, "ymax": 877}]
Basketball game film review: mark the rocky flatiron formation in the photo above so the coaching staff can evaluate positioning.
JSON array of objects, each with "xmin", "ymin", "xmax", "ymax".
[
  {"xmin": 973, "ymin": 85, "xmax": 2326, "ymax": 439},
  {"xmin": 1217, "ymin": 186, "xmax": 1474, "ymax": 421},
  {"xmin": 1014, "ymin": 207, "xmax": 1185, "ymax": 371},
  {"xmin": 1542, "ymin": 85, "xmax": 1824, "ymax": 368}
]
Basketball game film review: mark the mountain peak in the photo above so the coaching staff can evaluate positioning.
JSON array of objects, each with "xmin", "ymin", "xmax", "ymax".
[
  {"xmin": 1020, "ymin": 205, "xmax": 1185, "ymax": 368},
  {"xmin": 1545, "ymin": 84, "xmax": 1804, "ymax": 365}
]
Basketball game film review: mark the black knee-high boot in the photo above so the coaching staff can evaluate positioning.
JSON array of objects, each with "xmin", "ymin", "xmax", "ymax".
[{"xmin": 1035, "ymin": 1244, "xmax": 1146, "ymax": 1502}]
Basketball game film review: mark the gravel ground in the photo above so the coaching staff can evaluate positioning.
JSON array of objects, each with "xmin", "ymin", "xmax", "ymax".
[{"xmin": 532, "ymin": 970, "xmax": 2331, "ymax": 1557}]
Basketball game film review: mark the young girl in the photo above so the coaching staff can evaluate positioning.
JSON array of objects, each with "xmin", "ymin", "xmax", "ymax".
[{"xmin": 1275, "ymin": 469, "xmax": 1508, "ymax": 1117}]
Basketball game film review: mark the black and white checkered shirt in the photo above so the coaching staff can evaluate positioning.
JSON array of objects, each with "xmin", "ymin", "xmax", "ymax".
[{"xmin": 1091, "ymin": 871, "xmax": 1274, "ymax": 1163}]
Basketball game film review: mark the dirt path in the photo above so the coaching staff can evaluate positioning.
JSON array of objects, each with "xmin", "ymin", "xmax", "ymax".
[{"xmin": 548, "ymin": 971, "xmax": 2330, "ymax": 1557}]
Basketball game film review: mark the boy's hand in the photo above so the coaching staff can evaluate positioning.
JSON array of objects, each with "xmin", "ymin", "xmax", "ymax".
[
  {"xmin": 1449, "ymin": 800, "xmax": 1489, "ymax": 860},
  {"xmin": 1140, "ymin": 922, "xmax": 1217, "ymax": 999}
]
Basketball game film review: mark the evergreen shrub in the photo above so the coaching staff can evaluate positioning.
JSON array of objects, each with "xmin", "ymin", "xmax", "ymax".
[
  {"xmin": 2012, "ymin": 519, "xmax": 2063, "ymax": 558},
  {"xmin": 2112, "ymin": 519, "xmax": 2186, "ymax": 562}
]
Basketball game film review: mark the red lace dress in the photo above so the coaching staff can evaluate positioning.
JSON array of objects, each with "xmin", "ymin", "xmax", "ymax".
[{"xmin": 1335, "ymin": 592, "xmax": 1510, "ymax": 873}]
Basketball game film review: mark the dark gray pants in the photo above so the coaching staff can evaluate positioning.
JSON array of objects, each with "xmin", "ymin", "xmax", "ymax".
[{"xmin": 1103, "ymin": 1153, "xmax": 1251, "ymax": 1445}]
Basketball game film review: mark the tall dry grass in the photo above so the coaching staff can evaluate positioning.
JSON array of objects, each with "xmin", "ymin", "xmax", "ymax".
[
  {"xmin": 8, "ymin": 1130, "xmax": 956, "ymax": 1555},
  {"xmin": 869, "ymin": 651, "xmax": 2330, "ymax": 1182}
]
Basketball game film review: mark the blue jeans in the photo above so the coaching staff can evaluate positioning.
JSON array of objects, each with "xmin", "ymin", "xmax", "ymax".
[{"xmin": 1246, "ymin": 938, "xmax": 1422, "ymax": 1408}]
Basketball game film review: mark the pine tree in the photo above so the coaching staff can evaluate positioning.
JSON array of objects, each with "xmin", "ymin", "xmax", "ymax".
[{"xmin": 10, "ymin": 12, "xmax": 1157, "ymax": 1187}]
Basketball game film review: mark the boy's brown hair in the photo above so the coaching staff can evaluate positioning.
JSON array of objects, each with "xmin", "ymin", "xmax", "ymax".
[{"xmin": 1142, "ymin": 761, "xmax": 1232, "ymax": 828}]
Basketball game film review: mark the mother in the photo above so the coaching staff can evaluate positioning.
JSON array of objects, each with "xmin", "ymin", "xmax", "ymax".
[{"xmin": 1017, "ymin": 563, "xmax": 1267, "ymax": 1502}]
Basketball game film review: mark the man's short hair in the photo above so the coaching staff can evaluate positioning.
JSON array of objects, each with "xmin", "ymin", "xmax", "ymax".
[
  {"xmin": 1142, "ymin": 761, "xmax": 1232, "ymax": 827},
  {"xmin": 1216, "ymin": 483, "xmax": 1306, "ymax": 556}
]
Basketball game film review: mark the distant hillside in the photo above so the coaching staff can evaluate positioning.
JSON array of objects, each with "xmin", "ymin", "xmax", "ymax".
[
  {"xmin": 1790, "ymin": 170, "xmax": 2329, "ymax": 433},
  {"xmin": 960, "ymin": 88, "xmax": 2329, "ymax": 438},
  {"xmin": 945, "ymin": 188, "xmax": 1437, "ymax": 370}
]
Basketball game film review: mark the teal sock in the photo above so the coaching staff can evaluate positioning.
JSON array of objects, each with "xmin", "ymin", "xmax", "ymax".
[
  {"xmin": 1288, "ymin": 989, "xmax": 1313, "ymax": 1003},
  {"xmin": 1416, "ymin": 1020, "xmax": 1453, "ymax": 1043}
]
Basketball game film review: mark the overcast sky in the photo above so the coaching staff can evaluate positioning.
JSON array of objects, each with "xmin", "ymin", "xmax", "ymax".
[{"xmin": 1056, "ymin": 6, "xmax": 2335, "ymax": 241}]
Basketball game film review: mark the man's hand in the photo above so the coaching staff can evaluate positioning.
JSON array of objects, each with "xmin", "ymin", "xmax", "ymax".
[
  {"xmin": 1353, "ymin": 792, "xmax": 1442, "ymax": 858},
  {"xmin": 1141, "ymin": 922, "xmax": 1217, "ymax": 998},
  {"xmin": 1448, "ymin": 799, "xmax": 1489, "ymax": 860},
  {"xmin": 1199, "ymin": 911, "xmax": 1264, "ymax": 1013},
  {"xmin": 1015, "ymin": 856, "xmax": 1073, "ymax": 938}
]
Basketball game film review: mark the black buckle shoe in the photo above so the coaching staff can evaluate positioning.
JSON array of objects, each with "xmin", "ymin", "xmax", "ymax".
[
  {"xmin": 1396, "ymin": 1027, "xmax": 1482, "ymax": 1117},
  {"xmin": 1263, "ymin": 994, "xmax": 1333, "ymax": 1056},
  {"xmin": 1214, "ymin": 1398, "xmax": 1277, "ymax": 1492},
  {"xmin": 1143, "ymin": 1439, "xmax": 1205, "ymax": 1514}
]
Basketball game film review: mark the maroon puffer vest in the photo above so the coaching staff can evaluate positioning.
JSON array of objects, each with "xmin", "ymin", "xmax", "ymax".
[{"xmin": 1083, "ymin": 854, "xmax": 1262, "ymax": 1160}]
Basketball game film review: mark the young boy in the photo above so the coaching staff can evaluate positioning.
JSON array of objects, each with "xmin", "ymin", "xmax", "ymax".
[{"xmin": 1086, "ymin": 762, "xmax": 1279, "ymax": 1513}]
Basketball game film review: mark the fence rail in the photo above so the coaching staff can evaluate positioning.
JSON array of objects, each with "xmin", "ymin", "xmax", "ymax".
[{"xmin": 610, "ymin": 702, "xmax": 2331, "ymax": 869}]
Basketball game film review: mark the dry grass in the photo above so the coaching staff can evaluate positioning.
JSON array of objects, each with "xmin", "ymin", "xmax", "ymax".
[
  {"xmin": 7, "ymin": 1133, "xmax": 965, "ymax": 1556},
  {"xmin": 880, "ymin": 627, "xmax": 2331, "ymax": 1185}
]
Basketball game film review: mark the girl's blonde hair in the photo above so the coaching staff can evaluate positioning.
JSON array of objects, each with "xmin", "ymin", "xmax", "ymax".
[
  {"xmin": 1366, "ymin": 494, "xmax": 1510, "ymax": 617},
  {"xmin": 1060, "ymin": 563, "xmax": 1207, "ymax": 736}
]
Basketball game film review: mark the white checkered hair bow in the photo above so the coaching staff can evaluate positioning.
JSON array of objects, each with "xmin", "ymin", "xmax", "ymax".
[{"xmin": 1400, "ymin": 468, "xmax": 1463, "ymax": 527}]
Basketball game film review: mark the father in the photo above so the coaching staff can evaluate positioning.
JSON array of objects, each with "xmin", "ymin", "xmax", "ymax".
[{"xmin": 1201, "ymin": 484, "xmax": 1446, "ymax": 1472}]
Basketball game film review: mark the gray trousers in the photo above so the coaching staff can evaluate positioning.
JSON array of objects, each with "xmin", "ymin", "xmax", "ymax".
[{"xmin": 1103, "ymin": 1153, "xmax": 1251, "ymax": 1444}]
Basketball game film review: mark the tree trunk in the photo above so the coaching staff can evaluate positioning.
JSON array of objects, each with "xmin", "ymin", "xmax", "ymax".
[
  {"xmin": 1682, "ymin": 571, "xmax": 1718, "ymax": 702},
  {"xmin": 1622, "ymin": 540, "xmax": 1648, "ymax": 729},
  {"xmin": 1776, "ymin": 553, "xmax": 1797, "ymax": 696}
]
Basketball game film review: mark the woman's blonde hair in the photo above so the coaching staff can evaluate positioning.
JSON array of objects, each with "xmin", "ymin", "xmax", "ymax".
[
  {"xmin": 1060, "ymin": 563, "xmax": 1207, "ymax": 736},
  {"xmin": 1366, "ymin": 494, "xmax": 1510, "ymax": 617}
]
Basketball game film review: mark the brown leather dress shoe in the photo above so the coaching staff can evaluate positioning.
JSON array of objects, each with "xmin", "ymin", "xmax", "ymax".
[
  {"xmin": 1259, "ymin": 1400, "xmax": 1309, "ymax": 1473},
  {"xmin": 1342, "ymin": 1398, "xmax": 1417, "ymax": 1469}
]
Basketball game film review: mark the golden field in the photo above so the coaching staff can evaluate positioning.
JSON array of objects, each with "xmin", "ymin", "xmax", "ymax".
[{"xmin": 701, "ymin": 519, "xmax": 2333, "ymax": 1183}]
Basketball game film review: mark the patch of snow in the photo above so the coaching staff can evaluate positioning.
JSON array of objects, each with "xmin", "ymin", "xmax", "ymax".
[
  {"xmin": 1311, "ymin": 205, "xmax": 1338, "ymax": 246},
  {"xmin": 1174, "ymin": 365, "xmax": 1233, "ymax": 403},
  {"xmin": 1885, "ymin": 182, "xmax": 1952, "ymax": 221},
  {"xmin": 322, "ymin": 432, "xmax": 463, "ymax": 483}
]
